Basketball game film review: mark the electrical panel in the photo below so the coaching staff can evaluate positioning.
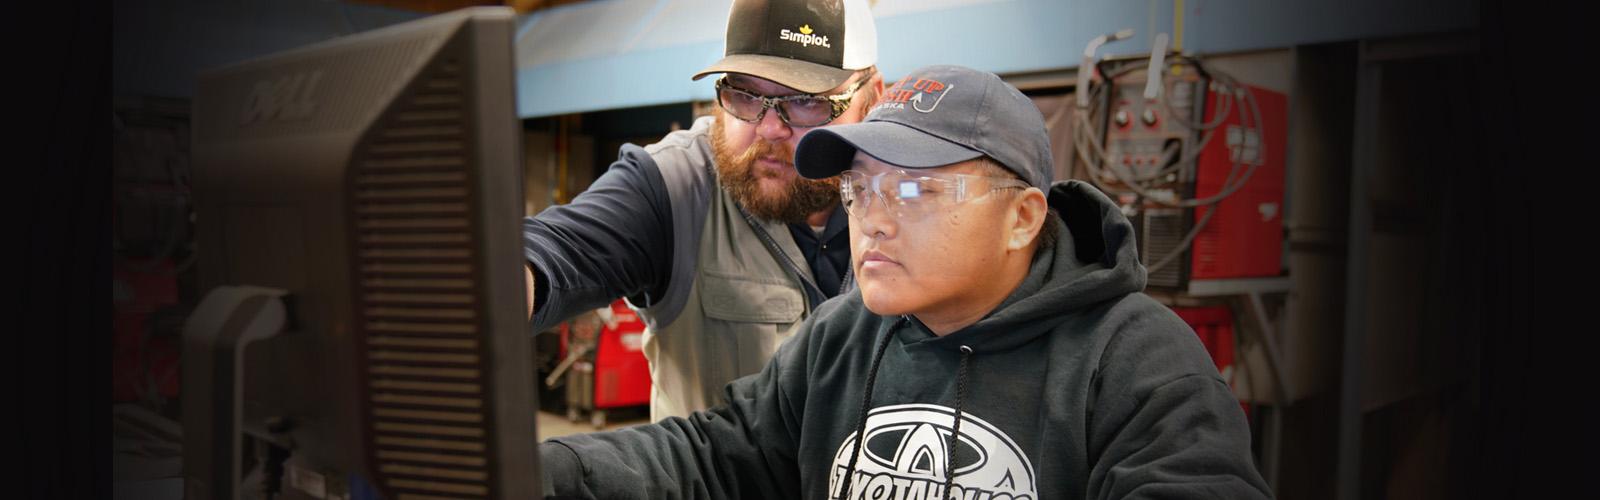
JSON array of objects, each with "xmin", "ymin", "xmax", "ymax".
[
  {"xmin": 1084, "ymin": 56, "xmax": 1287, "ymax": 288},
  {"xmin": 1095, "ymin": 61, "xmax": 1208, "ymax": 287},
  {"xmin": 1191, "ymin": 83, "xmax": 1287, "ymax": 280}
]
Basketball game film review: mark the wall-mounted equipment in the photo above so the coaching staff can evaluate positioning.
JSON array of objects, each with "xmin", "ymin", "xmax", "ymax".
[{"xmin": 1074, "ymin": 33, "xmax": 1287, "ymax": 288}]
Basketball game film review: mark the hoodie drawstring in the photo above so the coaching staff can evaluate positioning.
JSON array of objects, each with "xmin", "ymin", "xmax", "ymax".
[
  {"xmin": 943, "ymin": 345, "xmax": 973, "ymax": 500},
  {"xmin": 836, "ymin": 317, "xmax": 903, "ymax": 500},
  {"xmin": 836, "ymin": 319, "xmax": 977, "ymax": 500}
]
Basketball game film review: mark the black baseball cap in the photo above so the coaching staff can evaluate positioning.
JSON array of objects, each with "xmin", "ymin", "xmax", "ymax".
[
  {"xmin": 795, "ymin": 65, "xmax": 1054, "ymax": 189},
  {"xmin": 691, "ymin": 0, "xmax": 878, "ymax": 94}
]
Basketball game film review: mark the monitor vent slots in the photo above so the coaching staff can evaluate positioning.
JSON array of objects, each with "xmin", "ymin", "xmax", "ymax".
[{"xmin": 352, "ymin": 57, "xmax": 494, "ymax": 499}]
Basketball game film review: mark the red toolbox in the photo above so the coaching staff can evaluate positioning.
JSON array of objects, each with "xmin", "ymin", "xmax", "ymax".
[
  {"xmin": 1170, "ymin": 305, "xmax": 1249, "ymax": 419},
  {"xmin": 558, "ymin": 299, "xmax": 652, "ymax": 427},
  {"xmin": 590, "ymin": 300, "xmax": 650, "ymax": 409}
]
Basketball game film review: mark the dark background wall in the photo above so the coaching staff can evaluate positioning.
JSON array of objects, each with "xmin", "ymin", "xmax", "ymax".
[{"xmin": 9, "ymin": 0, "xmax": 1591, "ymax": 497}]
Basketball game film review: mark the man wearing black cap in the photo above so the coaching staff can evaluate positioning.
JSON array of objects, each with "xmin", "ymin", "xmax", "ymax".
[
  {"xmin": 538, "ymin": 65, "xmax": 1272, "ymax": 500},
  {"xmin": 521, "ymin": 0, "xmax": 884, "ymax": 420}
]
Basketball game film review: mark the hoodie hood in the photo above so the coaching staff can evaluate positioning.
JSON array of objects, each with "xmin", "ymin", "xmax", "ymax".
[{"xmin": 911, "ymin": 179, "xmax": 1147, "ymax": 352}]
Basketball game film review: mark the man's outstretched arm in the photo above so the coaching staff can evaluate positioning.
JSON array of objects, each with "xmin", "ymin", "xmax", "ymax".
[{"xmin": 522, "ymin": 144, "xmax": 674, "ymax": 331}]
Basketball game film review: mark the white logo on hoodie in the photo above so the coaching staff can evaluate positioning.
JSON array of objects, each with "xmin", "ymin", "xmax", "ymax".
[{"xmin": 828, "ymin": 404, "xmax": 1037, "ymax": 500}]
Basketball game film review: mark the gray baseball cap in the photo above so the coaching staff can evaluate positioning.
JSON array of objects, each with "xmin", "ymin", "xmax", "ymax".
[{"xmin": 795, "ymin": 64, "xmax": 1053, "ymax": 189}]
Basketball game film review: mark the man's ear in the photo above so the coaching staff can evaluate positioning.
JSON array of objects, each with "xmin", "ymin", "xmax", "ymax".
[
  {"xmin": 1007, "ymin": 187, "xmax": 1048, "ymax": 251},
  {"xmin": 862, "ymin": 74, "xmax": 886, "ymax": 108}
]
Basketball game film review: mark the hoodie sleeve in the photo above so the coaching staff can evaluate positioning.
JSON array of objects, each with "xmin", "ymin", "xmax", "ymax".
[
  {"xmin": 1084, "ymin": 297, "xmax": 1274, "ymax": 500},
  {"xmin": 538, "ymin": 313, "xmax": 816, "ymax": 499}
]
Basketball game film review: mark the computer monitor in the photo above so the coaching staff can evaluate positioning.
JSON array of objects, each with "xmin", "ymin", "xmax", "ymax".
[{"xmin": 184, "ymin": 7, "xmax": 537, "ymax": 499}]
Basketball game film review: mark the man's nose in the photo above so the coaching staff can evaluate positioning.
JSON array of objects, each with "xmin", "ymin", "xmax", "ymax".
[
  {"xmin": 853, "ymin": 191, "xmax": 897, "ymax": 238},
  {"xmin": 755, "ymin": 105, "xmax": 793, "ymax": 142}
]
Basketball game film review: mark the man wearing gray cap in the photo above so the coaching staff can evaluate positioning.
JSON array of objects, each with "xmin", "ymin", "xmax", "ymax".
[
  {"xmin": 537, "ymin": 65, "xmax": 1271, "ymax": 500},
  {"xmin": 521, "ymin": 0, "xmax": 883, "ymax": 420}
]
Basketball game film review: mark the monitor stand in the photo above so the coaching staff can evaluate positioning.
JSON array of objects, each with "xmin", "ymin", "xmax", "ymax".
[{"xmin": 180, "ymin": 285, "xmax": 289, "ymax": 500}]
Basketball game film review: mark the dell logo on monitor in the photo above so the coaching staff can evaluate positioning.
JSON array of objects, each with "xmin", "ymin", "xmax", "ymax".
[{"xmin": 240, "ymin": 71, "xmax": 322, "ymax": 125}]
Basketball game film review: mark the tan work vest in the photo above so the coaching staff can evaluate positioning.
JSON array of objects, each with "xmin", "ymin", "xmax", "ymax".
[{"xmin": 636, "ymin": 123, "xmax": 817, "ymax": 421}]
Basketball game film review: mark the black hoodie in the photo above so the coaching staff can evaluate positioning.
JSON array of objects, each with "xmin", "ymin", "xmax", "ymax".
[{"xmin": 539, "ymin": 181, "xmax": 1272, "ymax": 500}]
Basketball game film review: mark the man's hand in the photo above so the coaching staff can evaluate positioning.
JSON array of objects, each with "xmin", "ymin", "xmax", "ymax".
[{"xmin": 524, "ymin": 263, "xmax": 536, "ymax": 321}]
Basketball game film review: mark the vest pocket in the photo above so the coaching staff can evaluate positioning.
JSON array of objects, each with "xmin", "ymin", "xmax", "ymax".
[{"xmin": 698, "ymin": 270, "xmax": 804, "ymax": 324}]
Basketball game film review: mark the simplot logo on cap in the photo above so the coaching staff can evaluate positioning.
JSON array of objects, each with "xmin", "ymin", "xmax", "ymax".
[{"xmin": 779, "ymin": 24, "xmax": 831, "ymax": 48}]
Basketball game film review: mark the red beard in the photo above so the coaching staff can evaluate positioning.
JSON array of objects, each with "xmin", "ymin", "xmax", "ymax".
[{"xmin": 710, "ymin": 113, "xmax": 840, "ymax": 223}]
